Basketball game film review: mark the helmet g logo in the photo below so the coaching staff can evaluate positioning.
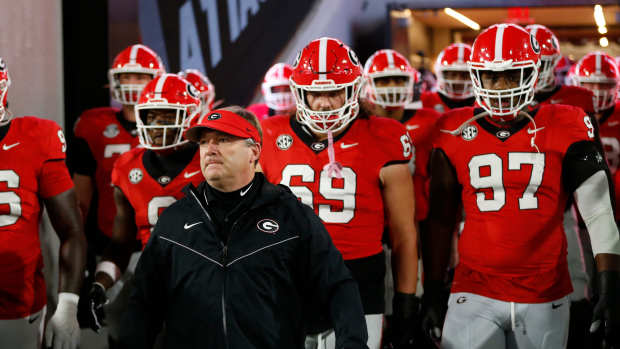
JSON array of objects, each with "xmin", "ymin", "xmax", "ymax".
[
  {"xmin": 348, "ymin": 50, "xmax": 360, "ymax": 67},
  {"xmin": 0, "ymin": 58, "xmax": 5, "ymax": 71},
  {"xmin": 530, "ymin": 34, "xmax": 541, "ymax": 54},
  {"xmin": 186, "ymin": 84, "xmax": 199, "ymax": 99},
  {"xmin": 292, "ymin": 51, "xmax": 302, "ymax": 69},
  {"xmin": 257, "ymin": 219, "xmax": 279, "ymax": 234},
  {"xmin": 207, "ymin": 113, "xmax": 221, "ymax": 120}
]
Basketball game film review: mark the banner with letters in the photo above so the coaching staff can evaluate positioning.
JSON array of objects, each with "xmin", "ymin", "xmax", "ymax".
[{"xmin": 139, "ymin": 0, "xmax": 316, "ymax": 106}]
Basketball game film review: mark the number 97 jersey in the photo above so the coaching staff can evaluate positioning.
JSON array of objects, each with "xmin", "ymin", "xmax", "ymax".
[
  {"xmin": 260, "ymin": 115, "xmax": 412, "ymax": 260},
  {"xmin": 434, "ymin": 105, "xmax": 595, "ymax": 303}
]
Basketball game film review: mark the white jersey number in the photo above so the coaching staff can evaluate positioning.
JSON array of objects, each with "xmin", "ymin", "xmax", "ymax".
[
  {"xmin": 601, "ymin": 137, "xmax": 620, "ymax": 172},
  {"xmin": 280, "ymin": 164, "xmax": 357, "ymax": 223},
  {"xmin": 147, "ymin": 196, "xmax": 177, "ymax": 228},
  {"xmin": 104, "ymin": 144, "xmax": 131, "ymax": 158},
  {"xmin": 469, "ymin": 152, "xmax": 545, "ymax": 212},
  {"xmin": 0, "ymin": 170, "xmax": 21, "ymax": 227}
]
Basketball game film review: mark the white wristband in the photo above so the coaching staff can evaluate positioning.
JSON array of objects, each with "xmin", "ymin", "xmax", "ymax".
[{"xmin": 95, "ymin": 261, "xmax": 121, "ymax": 283}]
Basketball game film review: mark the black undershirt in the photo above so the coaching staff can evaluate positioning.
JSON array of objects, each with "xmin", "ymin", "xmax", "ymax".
[
  {"xmin": 0, "ymin": 122, "xmax": 9, "ymax": 143},
  {"xmin": 142, "ymin": 143, "xmax": 198, "ymax": 186}
]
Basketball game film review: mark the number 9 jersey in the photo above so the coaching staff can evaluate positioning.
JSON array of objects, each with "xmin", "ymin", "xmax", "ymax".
[
  {"xmin": 260, "ymin": 115, "xmax": 412, "ymax": 260},
  {"xmin": 433, "ymin": 104, "xmax": 596, "ymax": 303},
  {"xmin": 0, "ymin": 116, "xmax": 74, "ymax": 318}
]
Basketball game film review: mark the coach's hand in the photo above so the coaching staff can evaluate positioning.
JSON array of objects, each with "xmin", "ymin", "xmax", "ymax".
[
  {"xmin": 45, "ymin": 292, "xmax": 80, "ymax": 349},
  {"xmin": 391, "ymin": 292, "xmax": 421, "ymax": 348},
  {"xmin": 590, "ymin": 271, "xmax": 620, "ymax": 348},
  {"xmin": 420, "ymin": 281, "xmax": 447, "ymax": 347}
]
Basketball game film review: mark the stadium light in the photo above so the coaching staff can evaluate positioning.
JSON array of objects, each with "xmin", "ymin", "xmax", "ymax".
[
  {"xmin": 594, "ymin": 5, "xmax": 606, "ymax": 28},
  {"xmin": 600, "ymin": 37, "xmax": 609, "ymax": 47},
  {"xmin": 444, "ymin": 8, "xmax": 481, "ymax": 31},
  {"xmin": 599, "ymin": 26, "xmax": 608, "ymax": 34}
]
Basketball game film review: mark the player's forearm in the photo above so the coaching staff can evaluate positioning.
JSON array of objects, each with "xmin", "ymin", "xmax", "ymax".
[
  {"xmin": 58, "ymin": 233, "xmax": 86, "ymax": 294},
  {"xmin": 595, "ymin": 253, "xmax": 620, "ymax": 272},
  {"xmin": 392, "ymin": 235, "xmax": 418, "ymax": 293}
]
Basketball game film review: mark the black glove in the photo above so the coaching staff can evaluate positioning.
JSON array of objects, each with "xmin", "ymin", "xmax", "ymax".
[
  {"xmin": 80, "ymin": 282, "xmax": 108, "ymax": 333},
  {"xmin": 590, "ymin": 271, "xmax": 620, "ymax": 348},
  {"xmin": 391, "ymin": 292, "xmax": 421, "ymax": 348},
  {"xmin": 420, "ymin": 280, "xmax": 447, "ymax": 347}
]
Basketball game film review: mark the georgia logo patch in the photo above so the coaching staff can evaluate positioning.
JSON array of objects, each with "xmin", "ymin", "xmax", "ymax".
[
  {"xmin": 207, "ymin": 113, "xmax": 221, "ymax": 120},
  {"xmin": 461, "ymin": 125, "xmax": 478, "ymax": 141},
  {"xmin": 103, "ymin": 124, "xmax": 120, "ymax": 138},
  {"xmin": 276, "ymin": 134, "xmax": 293, "ymax": 150},
  {"xmin": 257, "ymin": 219, "xmax": 279, "ymax": 234},
  {"xmin": 311, "ymin": 142, "xmax": 325, "ymax": 151},
  {"xmin": 128, "ymin": 168, "xmax": 143, "ymax": 184}
]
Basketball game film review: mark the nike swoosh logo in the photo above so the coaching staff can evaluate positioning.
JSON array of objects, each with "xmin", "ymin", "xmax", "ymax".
[
  {"xmin": 184, "ymin": 222, "xmax": 203, "ymax": 230},
  {"xmin": 240, "ymin": 183, "xmax": 253, "ymax": 196},
  {"xmin": 527, "ymin": 127, "xmax": 545, "ymax": 134},
  {"xmin": 184, "ymin": 170, "xmax": 201, "ymax": 178},
  {"xmin": 551, "ymin": 303, "xmax": 563, "ymax": 309},
  {"xmin": 607, "ymin": 121, "xmax": 620, "ymax": 127},
  {"xmin": 340, "ymin": 142, "xmax": 359, "ymax": 149},
  {"xmin": 28, "ymin": 314, "xmax": 40, "ymax": 324},
  {"xmin": 2, "ymin": 142, "xmax": 19, "ymax": 150},
  {"xmin": 406, "ymin": 125, "xmax": 420, "ymax": 130}
]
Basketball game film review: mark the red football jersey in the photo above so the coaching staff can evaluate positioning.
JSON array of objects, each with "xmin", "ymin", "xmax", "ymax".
[
  {"xmin": 533, "ymin": 85, "xmax": 595, "ymax": 115},
  {"xmin": 597, "ymin": 102, "xmax": 620, "ymax": 219},
  {"xmin": 434, "ymin": 105, "xmax": 595, "ymax": 303},
  {"xmin": 260, "ymin": 116, "xmax": 412, "ymax": 260},
  {"xmin": 421, "ymin": 91, "xmax": 450, "ymax": 114},
  {"xmin": 111, "ymin": 147, "xmax": 203, "ymax": 247},
  {"xmin": 73, "ymin": 107, "xmax": 139, "ymax": 237},
  {"xmin": 247, "ymin": 103, "xmax": 271, "ymax": 121},
  {"xmin": 0, "ymin": 116, "xmax": 74, "ymax": 318},
  {"xmin": 401, "ymin": 108, "xmax": 441, "ymax": 221}
]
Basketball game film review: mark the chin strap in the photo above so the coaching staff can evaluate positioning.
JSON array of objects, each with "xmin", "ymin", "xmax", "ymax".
[{"xmin": 323, "ymin": 131, "xmax": 343, "ymax": 179}]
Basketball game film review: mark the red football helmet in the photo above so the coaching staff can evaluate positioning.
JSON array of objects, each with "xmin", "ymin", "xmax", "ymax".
[
  {"xmin": 525, "ymin": 24, "xmax": 561, "ymax": 92},
  {"xmin": 572, "ymin": 52, "xmax": 619, "ymax": 112},
  {"xmin": 469, "ymin": 23, "xmax": 541, "ymax": 119},
  {"xmin": 289, "ymin": 37, "xmax": 363, "ymax": 134},
  {"xmin": 135, "ymin": 74, "xmax": 201, "ymax": 150},
  {"xmin": 435, "ymin": 43, "xmax": 473, "ymax": 99},
  {"xmin": 178, "ymin": 69, "xmax": 215, "ymax": 114},
  {"xmin": 0, "ymin": 58, "xmax": 11, "ymax": 125},
  {"xmin": 261, "ymin": 63, "xmax": 295, "ymax": 112},
  {"xmin": 109, "ymin": 44, "xmax": 165, "ymax": 105},
  {"xmin": 363, "ymin": 49, "xmax": 416, "ymax": 108}
]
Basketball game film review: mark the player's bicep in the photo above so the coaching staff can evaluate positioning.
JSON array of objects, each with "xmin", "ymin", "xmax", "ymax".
[
  {"xmin": 380, "ymin": 163, "xmax": 415, "ymax": 239},
  {"xmin": 112, "ymin": 186, "xmax": 137, "ymax": 244},
  {"xmin": 43, "ymin": 188, "xmax": 83, "ymax": 243},
  {"xmin": 562, "ymin": 140, "xmax": 609, "ymax": 194}
]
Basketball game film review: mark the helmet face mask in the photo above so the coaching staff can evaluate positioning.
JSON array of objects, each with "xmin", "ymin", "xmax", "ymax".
[
  {"xmin": 290, "ymin": 37, "xmax": 363, "ymax": 134},
  {"xmin": 435, "ymin": 43, "xmax": 474, "ymax": 99},
  {"xmin": 572, "ymin": 52, "xmax": 619, "ymax": 113},
  {"xmin": 363, "ymin": 49, "xmax": 416, "ymax": 108},
  {"xmin": 134, "ymin": 74, "xmax": 201, "ymax": 150},
  {"xmin": 469, "ymin": 24, "xmax": 541, "ymax": 120},
  {"xmin": 109, "ymin": 44, "xmax": 165, "ymax": 106}
]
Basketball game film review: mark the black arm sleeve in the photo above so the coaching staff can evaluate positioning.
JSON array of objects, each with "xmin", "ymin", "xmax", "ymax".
[
  {"xmin": 118, "ymin": 225, "xmax": 166, "ymax": 349},
  {"xmin": 66, "ymin": 136, "xmax": 97, "ymax": 176},
  {"xmin": 562, "ymin": 140, "xmax": 611, "ymax": 194},
  {"xmin": 301, "ymin": 204, "xmax": 368, "ymax": 349},
  {"xmin": 421, "ymin": 148, "xmax": 462, "ymax": 284}
]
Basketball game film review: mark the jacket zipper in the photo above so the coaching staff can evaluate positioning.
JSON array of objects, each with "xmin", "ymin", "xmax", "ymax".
[{"xmin": 221, "ymin": 242, "xmax": 228, "ymax": 347}]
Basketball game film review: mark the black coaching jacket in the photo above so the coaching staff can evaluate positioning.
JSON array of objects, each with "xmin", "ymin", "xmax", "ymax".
[{"xmin": 119, "ymin": 174, "xmax": 368, "ymax": 349}]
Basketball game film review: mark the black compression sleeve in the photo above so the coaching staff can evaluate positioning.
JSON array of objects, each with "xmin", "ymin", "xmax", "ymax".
[
  {"xmin": 562, "ymin": 140, "xmax": 610, "ymax": 195},
  {"xmin": 67, "ymin": 137, "xmax": 96, "ymax": 176}
]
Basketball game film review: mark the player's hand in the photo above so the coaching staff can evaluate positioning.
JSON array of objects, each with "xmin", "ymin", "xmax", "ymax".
[
  {"xmin": 390, "ymin": 292, "xmax": 421, "ymax": 348},
  {"xmin": 590, "ymin": 271, "xmax": 620, "ymax": 348},
  {"xmin": 45, "ymin": 293, "xmax": 80, "ymax": 349},
  {"xmin": 82, "ymin": 282, "xmax": 108, "ymax": 333},
  {"xmin": 420, "ymin": 281, "xmax": 447, "ymax": 347}
]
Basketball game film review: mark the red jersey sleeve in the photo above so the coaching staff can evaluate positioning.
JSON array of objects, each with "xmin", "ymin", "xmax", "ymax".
[
  {"xmin": 547, "ymin": 105, "xmax": 595, "ymax": 152},
  {"xmin": 371, "ymin": 116, "xmax": 412, "ymax": 166},
  {"xmin": 38, "ymin": 119, "xmax": 72, "ymax": 198}
]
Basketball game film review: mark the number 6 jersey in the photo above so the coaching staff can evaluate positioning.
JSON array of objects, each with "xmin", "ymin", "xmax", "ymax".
[
  {"xmin": 434, "ymin": 105, "xmax": 595, "ymax": 303},
  {"xmin": 260, "ymin": 115, "xmax": 412, "ymax": 260}
]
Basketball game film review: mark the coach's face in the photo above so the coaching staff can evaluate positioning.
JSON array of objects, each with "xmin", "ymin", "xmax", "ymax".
[{"xmin": 198, "ymin": 130, "xmax": 260, "ymax": 191}]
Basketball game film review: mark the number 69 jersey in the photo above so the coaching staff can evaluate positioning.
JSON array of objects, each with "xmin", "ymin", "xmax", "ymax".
[
  {"xmin": 434, "ymin": 105, "xmax": 595, "ymax": 303},
  {"xmin": 0, "ymin": 116, "xmax": 74, "ymax": 318},
  {"xmin": 111, "ymin": 147, "xmax": 203, "ymax": 248},
  {"xmin": 260, "ymin": 115, "xmax": 412, "ymax": 260}
]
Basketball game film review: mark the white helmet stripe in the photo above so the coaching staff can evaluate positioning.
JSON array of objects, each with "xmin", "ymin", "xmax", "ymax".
[
  {"xmin": 494, "ymin": 24, "xmax": 506, "ymax": 61},
  {"xmin": 596, "ymin": 53, "xmax": 602, "ymax": 74},
  {"xmin": 457, "ymin": 44, "xmax": 464, "ymax": 63},
  {"xmin": 386, "ymin": 50, "xmax": 395, "ymax": 68},
  {"xmin": 319, "ymin": 38, "xmax": 328, "ymax": 81},
  {"xmin": 155, "ymin": 74, "xmax": 169, "ymax": 95},
  {"xmin": 130, "ymin": 45, "xmax": 141, "ymax": 64},
  {"xmin": 529, "ymin": 25, "xmax": 539, "ymax": 39}
]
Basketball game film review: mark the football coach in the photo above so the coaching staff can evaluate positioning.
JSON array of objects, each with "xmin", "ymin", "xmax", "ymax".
[{"xmin": 118, "ymin": 106, "xmax": 369, "ymax": 349}]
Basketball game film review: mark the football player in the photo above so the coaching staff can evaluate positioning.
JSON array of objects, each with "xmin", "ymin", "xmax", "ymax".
[
  {"xmin": 260, "ymin": 37, "xmax": 419, "ymax": 349},
  {"xmin": 421, "ymin": 24, "xmax": 620, "ymax": 349},
  {"xmin": 247, "ymin": 63, "xmax": 296, "ymax": 120},
  {"xmin": 70, "ymin": 44, "xmax": 164, "ymax": 259},
  {"xmin": 81, "ymin": 74, "xmax": 204, "ymax": 342},
  {"xmin": 0, "ymin": 58, "xmax": 86, "ymax": 349},
  {"xmin": 525, "ymin": 25, "xmax": 594, "ymax": 114},
  {"xmin": 178, "ymin": 68, "xmax": 215, "ymax": 116},
  {"xmin": 421, "ymin": 43, "xmax": 476, "ymax": 114}
]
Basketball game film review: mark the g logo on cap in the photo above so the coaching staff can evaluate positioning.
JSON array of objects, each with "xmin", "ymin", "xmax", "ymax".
[{"xmin": 207, "ymin": 113, "xmax": 222, "ymax": 120}]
